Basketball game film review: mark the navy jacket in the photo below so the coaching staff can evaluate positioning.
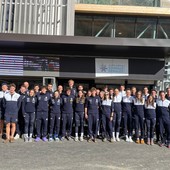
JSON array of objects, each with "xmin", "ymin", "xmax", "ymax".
[
  {"xmin": 61, "ymin": 94, "xmax": 74, "ymax": 114},
  {"xmin": 3, "ymin": 92, "xmax": 21, "ymax": 115},
  {"xmin": 22, "ymin": 95, "xmax": 37, "ymax": 113},
  {"xmin": 74, "ymin": 97, "xmax": 85, "ymax": 112},
  {"xmin": 101, "ymin": 99, "xmax": 114, "ymax": 116},
  {"xmin": 50, "ymin": 97, "xmax": 62, "ymax": 114},
  {"xmin": 85, "ymin": 96, "xmax": 101, "ymax": 114},
  {"xmin": 36, "ymin": 92, "xmax": 51, "ymax": 112}
]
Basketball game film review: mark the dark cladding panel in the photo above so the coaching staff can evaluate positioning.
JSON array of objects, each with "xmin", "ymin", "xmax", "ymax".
[
  {"xmin": 129, "ymin": 59, "xmax": 164, "ymax": 74},
  {"xmin": 60, "ymin": 57, "xmax": 95, "ymax": 73}
]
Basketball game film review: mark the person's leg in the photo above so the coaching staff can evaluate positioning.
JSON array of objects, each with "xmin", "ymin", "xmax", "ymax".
[
  {"xmin": 35, "ymin": 112, "xmax": 41, "ymax": 141},
  {"xmin": 145, "ymin": 118, "xmax": 151, "ymax": 145},
  {"xmin": 128, "ymin": 112, "xmax": 133, "ymax": 142},
  {"xmin": 101, "ymin": 114, "xmax": 107, "ymax": 141},
  {"xmin": 74, "ymin": 112, "xmax": 79, "ymax": 140},
  {"xmin": 123, "ymin": 112, "xmax": 128, "ymax": 141},
  {"xmin": 11, "ymin": 123, "xmax": 16, "ymax": 139},
  {"xmin": 55, "ymin": 114, "xmax": 61, "ymax": 139},
  {"xmin": 88, "ymin": 114, "xmax": 93, "ymax": 141},
  {"xmin": 139, "ymin": 114, "xmax": 144, "ymax": 144},
  {"xmin": 49, "ymin": 113, "xmax": 55, "ymax": 139},
  {"xmin": 150, "ymin": 118, "xmax": 156, "ymax": 145},
  {"xmin": 29, "ymin": 112, "xmax": 35, "ymax": 138},
  {"xmin": 135, "ymin": 114, "xmax": 139, "ymax": 143},
  {"xmin": 67, "ymin": 113, "xmax": 73, "ymax": 138},
  {"xmin": 94, "ymin": 113, "xmax": 99, "ymax": 141},
  {"xmin": 5, "ymin": 123, "xmax": 10, "ymax": 141},
  {"xmin": 112, "ymin": 113, "xmax": 116, "ymax": 141},
  {"xmin": 24, "ymin": 113, "xmax": 29, "ymax": 142},
  {"xmin": 116, "ymin": 112, "xmax": 122, "ymax": 141},
  {"xmin": 159, "ymin": 117, "xmax": 164, "ymax": 145},
  {"xmin": 61, "ymin": 114, "xmax": 67, "ymax": 139},
  {"xmin": 80, "ymin": 112, "xmax": 84, "ymax": 139},
  {"xmin": 42, "ymin": 112, "xmax": 48, "ymax": 141}
]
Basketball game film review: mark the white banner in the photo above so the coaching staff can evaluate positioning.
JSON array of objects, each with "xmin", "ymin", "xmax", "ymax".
[{"xmin": 95, "ymin": 59, "xmax": 128, "ymax": 77}]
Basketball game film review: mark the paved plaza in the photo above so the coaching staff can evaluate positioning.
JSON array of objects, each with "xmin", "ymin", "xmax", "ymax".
[{"xmin": 0, "ymin": 137, "xmax": 169, "ymax": 170}]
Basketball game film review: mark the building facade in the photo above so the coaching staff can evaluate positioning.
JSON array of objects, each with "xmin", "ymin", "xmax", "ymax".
[{"xmin": 0, "ymin": 0, "xmax": 170, "ymax": 90}]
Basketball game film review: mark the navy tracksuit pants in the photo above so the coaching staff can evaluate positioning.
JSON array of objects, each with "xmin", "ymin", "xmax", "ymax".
[
  {"xmin": 50, "ymin": 113, "xmax": 61, "ymax": 136},
  {"xmin": 112, "ymin": 111, "xmax": 121, "ymax": 133},
  {"xmin": 123, "ymin": 111, "xmax": 132, "ymax": 136},
  {"xmin": 159, "ymin": 116, "xmax": 170, "ymax": 144},
  {"xmin": 62, "ymin": 113, "xmax": 73, "ymax": 137},
  {"xmin": 24, "ymin": 112, "xmax": 35, "ymax": 135},
  {"xmin": 134, "ymin": 112, "xmax": 144, "ymax": 139},
  {"xmin": 102, "ymin": 113, "xmax": 113, "ymax": 138},
  {"xmin": 145, "ymin": 117, "xmax": 156, "ymax": 138},
  {"xmin": 36, "ymin": 112, "xmax": 48, "ymax": 138},
  {"xmin": 75, "ymin": 112, "xmax": 84, "ymax": 134},
  {"xmin": 88, "ymin": 113, "xmax": 99, "ymax": 138}
]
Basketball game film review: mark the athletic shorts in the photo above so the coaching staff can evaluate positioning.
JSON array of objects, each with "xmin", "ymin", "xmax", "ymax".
[
  {"xmin": 4, "ymin": 113, "xmax": 18, "ymax": 123},
  {"xmin": 0, "ymin": 111, "xmax": 4, "ymax": 120}
]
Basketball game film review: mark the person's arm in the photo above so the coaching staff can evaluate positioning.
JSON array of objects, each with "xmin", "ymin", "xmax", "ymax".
[
  {"xmin": 22, "ymin": 97, "xmax": 26, "ymax": 116},
  {"xmin": 110, "ymin": 101, "xmax": 114, "ymax": 121},
  {"xmin": 84, "ymin": 98, "xmax": 88, "ymax": 119}
]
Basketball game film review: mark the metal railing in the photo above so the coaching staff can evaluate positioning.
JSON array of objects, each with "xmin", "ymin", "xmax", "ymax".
[
  {"xmin": 75, "ymin": 0, "xmax": 161, "ymax": 7},
  {"xmin": 0, "ymin": 0, "xmax": 67, "ymax": 35}
]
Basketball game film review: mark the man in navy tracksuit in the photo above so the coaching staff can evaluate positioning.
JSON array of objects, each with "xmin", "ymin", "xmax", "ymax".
[
  {"xmin": 22, "ymin": 89, "xmax": 37, "ymax": 142},
  {"xmin": 3, "ymin": 83, "xmax": 21, "ymax": 143},
  {"xmin": 85, "ymin": 87, "xmax": 101, "ymax": 143},
  {"xmin": 61, "ymin": 88, "xmax": 74, "ymax": 141},
  {"xmin": 49, "ymin": 90, "xmax": 62, "ymax": 142},
  {"xmin": 157, "ymin": 91, "xmax": 170, "ymax": 148},
  {"xmin": 35, "ymin": 86, "xmax": 51, "ymax": 142},
  {"xmin": 122, "ymin": 89, "xmax": 133, "ymax": 142}
]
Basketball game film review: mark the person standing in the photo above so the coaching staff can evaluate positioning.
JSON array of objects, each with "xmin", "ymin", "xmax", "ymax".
[
  {"xmin": 85, "ymin": 87, "xmax": 101, "ymax": 143},
  {"xmin": 22, "ymin": 89, "xmax": 37, "ymax": 142},
  {"xmin": 3, "ymin": 84, "xmax": 21, "ymax": 143},
  {"xmin": 74, "ymin": 90, "xmax": 85, "ymax": 142},
  {"xmin": 61, "ymin": 88, "xmax": 74, "ymax": 141},
  {"xmin": 157, "ymin": 91, "xmax": 170, "ymax": 148},
  {"xmin": 145, "ymin": 95, "xmax": 156, "ymax": 145},
  {"xmin": 35, "ymin": 86, "xmax": 51, "ymax": 142}
]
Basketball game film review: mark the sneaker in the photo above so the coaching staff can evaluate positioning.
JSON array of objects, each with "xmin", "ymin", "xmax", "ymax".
[
  {"xmin": 110, "ymin": 138, "xmax": 114, "ymax": 143},
  {"xmin": 55, "ymin": 137, "xmax": 60, "ymax": 142},
  {"xmin": 60, "ymin": 137, "xmax": 65, "ymax": 141},
  {"xmin": 35, "ymin": 137, "xmax": 41, "ymax": 142},
  {"xmin": 140, "ymin": 139, "xmax": 145, "ymax": 144},
  {"xmin": 136, "ymin": 139, "xmax": 140, "ymax": 144},
  {"xmin": 159, "ymin": 143, "xmax": 164, "ymax": 147},
  {"xmin": 28, "ymin": 137, "xmax": 33, "ymax": 142},
  {"xmin": 129, "ymin": 138, "xmax": 133, "ymax": 143},
  {"xmin": 102, "ymin": 138, "xmax": 106, "ymax": 142},
  {"xmin": 24, "ymin": 137, "xmax": 29, "ymax": 142},
  {"xmin": 93, "ymin": 138, "xmax": 97, "ymax": 143},
  {"xmin": 75, "ymin": 137, "xmax": 78, "ymax": 142},
  {"xmin": 87, "ymin": 137, "xmax": 92, "ymax": 143},
  {"xmin": 49, "ymin": 137, "xmax": 53, "ymax": 142},
  {"xmin": 125, "ymin": 137, "xmax": 129, "ymax": 142},
  {"xmin": 42, "ymin": 137, "xmax": 48, "ymax": 142},
  {"xmin": 116, "ymin": 137, "xmax": 120, "ymax": 142},
  {"xmin": 80, "ymin": 136, "xmax": 83, "ymax": 142},
  {"xmin": 14, "ymin": 134, "xmax": 20, "ymax": 140},
  {"xmin": 66, "ymin": 136, "xmax": 72, "ymax": 141}
]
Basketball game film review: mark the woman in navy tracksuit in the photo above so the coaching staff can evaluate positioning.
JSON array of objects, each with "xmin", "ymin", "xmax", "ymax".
[
  {"xmin": 49, "ymin": 90, "xmax": 62, "ymax": 142},
  {"xmin": 22, "ymin": 89, "xmax": 37, "ymax": 142},
  {"xmin": 101, "ymin": 92, "xmax": 114, "ymax": 142},
  {"xmin": 133, "ymin": 91, "xmax": 145, "ymax": 144},
  {"xmin": 122, "ymin": 89, "xmax": 133, "ymax": 142},
  {"xmin": 145, "ymin": 95, "xmax": 156, "ymax": 145},
  {"xmin": 112, "ymin": 88, "xmax": 122, "ymax": 142},
  {"xmin": 74, "ymin": 90, "xmax": 85, "ymax": 142}
]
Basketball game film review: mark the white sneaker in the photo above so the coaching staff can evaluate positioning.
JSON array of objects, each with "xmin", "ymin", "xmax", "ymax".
[
  {"xmin": 126, "ymin": 137, "xmax": 129, "ymax": 142},
  {"xmin": 14, "ymin": 134, "xmax": 20, "ymax": 140},
  {"xmin": 80, "ymin": 136, "xmax": 83, "ymax": 142},
  {"xmin": 116, "ymin": 137, "xmax": 120, "ymax": 142},
  {"xmin": 129, "ymin": 137, "xmax": 133, "ymax": 143},
  {"xmin": 75, "ymin": 137, "xmax": 78, "ymax": 142}
]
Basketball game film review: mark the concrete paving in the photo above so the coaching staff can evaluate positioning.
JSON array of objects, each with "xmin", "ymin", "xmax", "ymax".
[{"xmin": 0, "ymin": 138, "xmax": 169, "ymax": 170}]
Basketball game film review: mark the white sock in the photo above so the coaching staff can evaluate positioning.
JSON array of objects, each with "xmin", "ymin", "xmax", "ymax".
[
  {"xmin": 25, "ymin": 134, "xmax": 28, "ymax": 138},
  {"xmin": 116, "ymin": 132, "xmax": 119, "ymax": 139},
  {"xmin": 97, "ymin": 131, "xmax": 99, "ymax": 136},
  {"xmin": 75, "ymin": 133, "xmax": 78, "ymax": 137},
  {"xmin": 80, "ymin": 133, "xmax": 83, "ymax": 137},
  {"xmin": 129, "ymin": 136, "xmax": 132, "ymax": 140},
  {"xmin": 29, "ymin": 133, "xmax": 32, "ymax": 138},
  {"xmin": 112, "ymin": 132, "xmax": 115, "ymax": 138},
  {"xmin": 126, "ymin": 135, "xmax": 128, "ymax": 140}
]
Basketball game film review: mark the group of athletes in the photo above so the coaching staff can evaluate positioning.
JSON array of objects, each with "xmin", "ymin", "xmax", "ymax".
[{"xmin": 0, "ymin": 79, "xmax": 170, "ymax": 148}]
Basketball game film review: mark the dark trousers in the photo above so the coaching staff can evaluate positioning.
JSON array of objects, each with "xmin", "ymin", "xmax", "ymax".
[
  {"xmin": 36, "ymin": 112, "xmax": 48, "ymax": 138},
  {"xmin": 16, "ymin": 110, "xmax": 24, "ymax": 135},
  {"xmin": 123, "ymin": 111, "xmax": 132, "ymax": 136},
  {"xmin": 75, "ymin": 112, "xmax": 84, "ymax": 134},
  {"xmin": 49, "ymin": 113, "xmax": 61, "ymax": 136},
  {"xmin": 159, "ymin": 116, "xmax": 170, "ymax": 144},
  {"xmin": 102, "ymin": 114, "xmax": 113, "ymax": 138},
  {"xmin": 24, "ymin": 112, "xmax": 35, "ymax": 135},
  {"xmin": 112, "ymin": 111, "xmax": 121, "ymax": 133},
  {"xmin": 62, "ymin": 113, "xmax": 73, "ymax": 137},
  {"xmin": 88, "ymin": 113, "xmax": 99, "ymax": 138},
  {"xmin": 134, "ymin": 113, "xmax": 144, "ymax": 139},
  {"xmin": 145, "ymin": 117, "xmax": 156, "ymax": 138}
]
